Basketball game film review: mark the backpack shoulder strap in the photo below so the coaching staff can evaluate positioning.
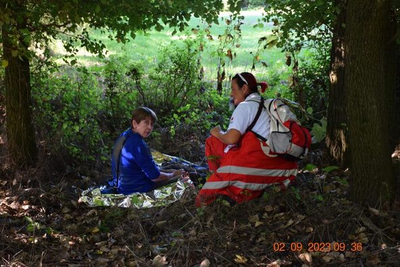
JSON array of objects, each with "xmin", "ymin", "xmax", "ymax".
[
  {"xmin": 246, "ymin": 97, "xmax": 265, "ymax": 133},
  {"xmin": 112, "ymin": 132, "xmax": 129, "ymax": 187}
]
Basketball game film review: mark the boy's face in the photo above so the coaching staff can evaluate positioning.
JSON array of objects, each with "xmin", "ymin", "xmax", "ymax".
[{"xmin": 132, "ymin": 117, "xmax": 154, "ymax": 138}]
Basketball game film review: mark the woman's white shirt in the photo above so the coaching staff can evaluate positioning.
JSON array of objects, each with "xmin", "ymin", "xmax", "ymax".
[{"xmin": 227, "ymin": 93, "xmax": 270, "ymax": 140}]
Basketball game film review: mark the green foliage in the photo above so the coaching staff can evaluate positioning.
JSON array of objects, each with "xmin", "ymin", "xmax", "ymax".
[
  {"xmin": 322, "ymin": 166, "xmax": 339, "ymax": 173},
  {"xmin": 99, "ymin": 56, "xmax": 141, "ymax": 131},
  {"xmin": 30, "ymin": 31, "xmax": 235, "ymax": 163},
  {"xmin": 291, "ymin": 186, "xmax": 301, "ymax": 200},
  {"xmin": 25, "ymin": 216, "xmax": 41, "ymax": 233},
  {"xmin": 262, "ymin": 0, "xmax": 335, "ymax": 53},
  {"xmin": 311, "ymin": 117, "xmax": 327, "ymax": 143},
  {"xmin": 1, "ymin": 0, "xmax": 226, "ymax": 60},
  {"xmin": 304, "ymin": 164, "xmax": 318, "ymax": 172},
  {"xmin": 146, "ymin": 38, "xmax": 204, "ymax": 113},
  {"xmin": 32, "ymin": 66, "xmax": 110, "ymax": 163},
  {"xmin": 211, "ymin": 13, "xmax": 244, "ymax": 94},
  {"xmin": 247, "ymin": 0, "xmax": 266, "ymax": 9},
  {"xmin": 255, "ymin": 0, "xmax": 332, "ymax": 119}
]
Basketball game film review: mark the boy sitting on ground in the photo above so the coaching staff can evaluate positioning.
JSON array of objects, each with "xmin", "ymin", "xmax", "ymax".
[{"xmin": 111, "ymin": 107, "xmax": 185, "ymax": 194}]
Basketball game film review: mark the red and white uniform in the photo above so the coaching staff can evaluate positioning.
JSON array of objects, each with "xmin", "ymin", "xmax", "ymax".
[{"xmin": 196, "ymin": 93, "xmax": 298, "ymax": 206}]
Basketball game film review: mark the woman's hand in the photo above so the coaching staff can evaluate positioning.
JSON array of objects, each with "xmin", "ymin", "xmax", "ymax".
[{"xmin": 210, "ymin": 126, "xmax": 222, "ymax": 137}]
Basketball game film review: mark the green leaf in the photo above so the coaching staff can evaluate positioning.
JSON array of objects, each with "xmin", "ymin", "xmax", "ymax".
[
  {"xmin": 322, "ymin": 166, "xmax": 339, "ymax": 173},
  {"xmin": 2, "ymin": 60, "xmax": 8, "ymax": 68},
  {"xmin": 311, "ymin": 118, "xmax": 327, "ymax": 143},
  {"xmin": 304, "ymin": 164, "xmax": 317, "ymax": 171}
]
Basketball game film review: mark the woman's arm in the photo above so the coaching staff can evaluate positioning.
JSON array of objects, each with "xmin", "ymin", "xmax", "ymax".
[{"xmin": 210, "ymin": 126, "xmax": 242, "ymax": 145}]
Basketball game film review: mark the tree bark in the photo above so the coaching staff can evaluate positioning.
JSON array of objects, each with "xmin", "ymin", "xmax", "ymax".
[
  {"xmin": 345, "ymin": 0, "xmax": 396, "ymax": 207},
  {"xmin": 325, "ymin": 0, "xmax": 349, "ymax": 167},
  {"xmin": 2, "ymin": 24, "xmax": 38, "ymax": 167}
]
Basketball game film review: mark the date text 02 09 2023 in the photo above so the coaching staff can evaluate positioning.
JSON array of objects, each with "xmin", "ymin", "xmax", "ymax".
[{"xmin": 273, "ymin": 242, "xmax": 363, "ymax": 252}]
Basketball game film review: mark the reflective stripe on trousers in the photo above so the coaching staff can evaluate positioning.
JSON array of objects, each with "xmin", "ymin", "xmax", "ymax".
[
  {"xmin": 201, "ymin": 179, "xmax": 292, "ymax": 191},
  {"xmin": 216, "ymin": 165, "xmax": 297, "ymax": 177}
]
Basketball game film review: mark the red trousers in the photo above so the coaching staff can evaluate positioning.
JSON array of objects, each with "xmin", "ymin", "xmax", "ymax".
[{"xmin": 196, "ymin": 132, "xmax": 298, "ymax": 206}]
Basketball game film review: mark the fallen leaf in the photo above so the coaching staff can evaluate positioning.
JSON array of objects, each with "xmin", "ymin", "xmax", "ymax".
[
  {"xmin": 367, "ymin": 254, "xmax": 380, "ymax": 265},
  {"xmin": 297, "ymin": 215, "xmax": 306, "ymax": 220},
  {"xmin": 64, "ymin": 214, "xmax": 73, "ymax": 220},
  {"xmin": 323, "ymin": 255, "xmax": 334, "ymax": 263},
  {"xmin": 234, "ymin": 254, "xmax": 248, "ymax": 264},
  {"xmin": 255, "ymin": 221, "xmax": 263, "ymax": 227},
  {"xmin": 267, "ymin": 259, "xmax": 281, "ymax": 267},
  {"xmin": 355, "ymin": 227, "xmax": 366, "ymax": 234},
  {"xmin": 153, "ymin": 255, "xmax": 168, "ymax": 266},
  {"xmin": 62, "ymin": 207, "xmax": 71, "ymax": 213},
  {"xmin": 86, "ymin": 209, "xmax": 97, "ymax": 216},
  {"xmin": 156, "ymin": 221, "xmax": 167, "ymax": 227},
  {"xmin": 265, "ymin": 205, "xmax": 274, "ymax": 212},
  {"xmin": 369, "ymin": 207, "xmax": 380, "ymax": 215},
  {"xmin": 299, "ymin": 252, "xmax": 312, "ymax": 264},
  {"xmin": 249, "ymin": 215, "xmax": 258, "ymax": 223},
  {"xmin": 200, "ymin": 258, "xmax": 210, "ymax": 267},
  {"xmin": 21, "ymin": 205, "xmax": 30, "ymax": 210},
  {"xmin": 285, "ymin": 219, "xmax": 294, "ymax": 227}
]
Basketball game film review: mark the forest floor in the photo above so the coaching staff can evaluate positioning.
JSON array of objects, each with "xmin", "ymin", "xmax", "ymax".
[{"xmin": 1, "ymin": 149, "xmax": 400, "ymax": 267}]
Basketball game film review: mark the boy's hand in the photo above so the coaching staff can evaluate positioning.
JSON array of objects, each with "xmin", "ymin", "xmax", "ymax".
[{"xmin": 172, "ymin": 169, "xmax": 185, "ymax": 177}]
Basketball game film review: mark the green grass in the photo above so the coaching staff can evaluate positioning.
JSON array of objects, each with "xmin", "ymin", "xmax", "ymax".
[{"xmin": 51, "ymin": 10, "xmax": 292, "ymax": 97}]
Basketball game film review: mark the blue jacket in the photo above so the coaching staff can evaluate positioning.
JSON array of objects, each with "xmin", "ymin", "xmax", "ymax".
[{"xmin": 111, "ymin": 129, "xmax": 160, "ymax": 194}]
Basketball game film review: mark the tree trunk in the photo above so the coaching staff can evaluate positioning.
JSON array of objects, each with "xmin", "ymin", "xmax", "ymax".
[
  {"xmin": 325, "ymin": 0, "xmax": 349, "ymax": 167},
  {"xmin": 387, "ymin": 12, "xmax": 399, "ymax": 152},
  {"xmin": 395, "ymin": 52, "xmax": 400, "ymax": 148},
  {"xmin": 2, "ymin": 25, "xmax": 38, "ymax": 167},
  {"xmin": 345, "ymin": 0, "xmax": 396, "ymax": 207}
]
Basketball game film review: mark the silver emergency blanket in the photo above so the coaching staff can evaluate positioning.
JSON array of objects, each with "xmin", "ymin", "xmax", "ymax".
[{"xmin": 79, "ymin": 150, "xmax": 195, "ymax": 208}]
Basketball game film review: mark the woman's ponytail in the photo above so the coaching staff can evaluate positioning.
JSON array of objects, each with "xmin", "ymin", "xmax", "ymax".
[{"xmin": 258, "ymin": 82, "xmax": 268, "ymax": 93}]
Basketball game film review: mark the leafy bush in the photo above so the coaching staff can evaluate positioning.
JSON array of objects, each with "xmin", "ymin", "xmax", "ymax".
[
  {"xmin": 97, "ymin": 55, "xmax": 141, "ymax": 133},
  {"xmin": 30, "ymin": 36, "xmax": 234, "ymax": 164},
  {"xmin": 32, "ymin": 66, "xmax": 111, "ymax": 164},
  {"xmin": 144, "ymin": 38, "xmax": 205, "ymax": 116}
]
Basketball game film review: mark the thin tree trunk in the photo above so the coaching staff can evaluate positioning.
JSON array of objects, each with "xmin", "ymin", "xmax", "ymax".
[
  {"xmin": 325, "ymin": 0, "xmax": 349, "ymax": 167},
  {"xmin": 2, "ymin": 24, "xmax": 37, "ymax": 167},
  {"xmin": 345, "ymin": 0, "xmax": 395, "ymax": 207}
]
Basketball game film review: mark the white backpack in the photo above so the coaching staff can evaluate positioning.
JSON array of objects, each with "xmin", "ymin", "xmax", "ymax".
[{"xmin": 264, "ymin": 98, "xmax": 311, "ymax": 161}]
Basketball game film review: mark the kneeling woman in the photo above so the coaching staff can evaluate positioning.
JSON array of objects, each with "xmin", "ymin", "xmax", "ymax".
[{"xmin": 196, "ymin": 72, "xmax": 298, "ymax": 206}]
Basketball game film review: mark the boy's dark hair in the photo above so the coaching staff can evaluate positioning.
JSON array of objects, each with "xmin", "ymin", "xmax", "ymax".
[{"xmin": 132, "ymin": 107, "xmax": 157, "ymax": 124}]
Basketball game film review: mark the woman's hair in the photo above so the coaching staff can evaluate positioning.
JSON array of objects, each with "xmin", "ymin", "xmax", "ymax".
[
  {"xmin": 232, "ymin": 72, "xmax": 268, "ymax": 95},
  {"xmin": 131, "ymin": 107, "xmax": 157, "ymax": 124}
]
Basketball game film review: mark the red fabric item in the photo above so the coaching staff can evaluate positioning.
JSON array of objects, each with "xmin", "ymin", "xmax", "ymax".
[
  {"xmin": 205, "ymin": 135, "xmax": 226, "ymax": 172},
  {"xmin": 196, "ymin": 132, "xmax": 298, "ymax": 206}
]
